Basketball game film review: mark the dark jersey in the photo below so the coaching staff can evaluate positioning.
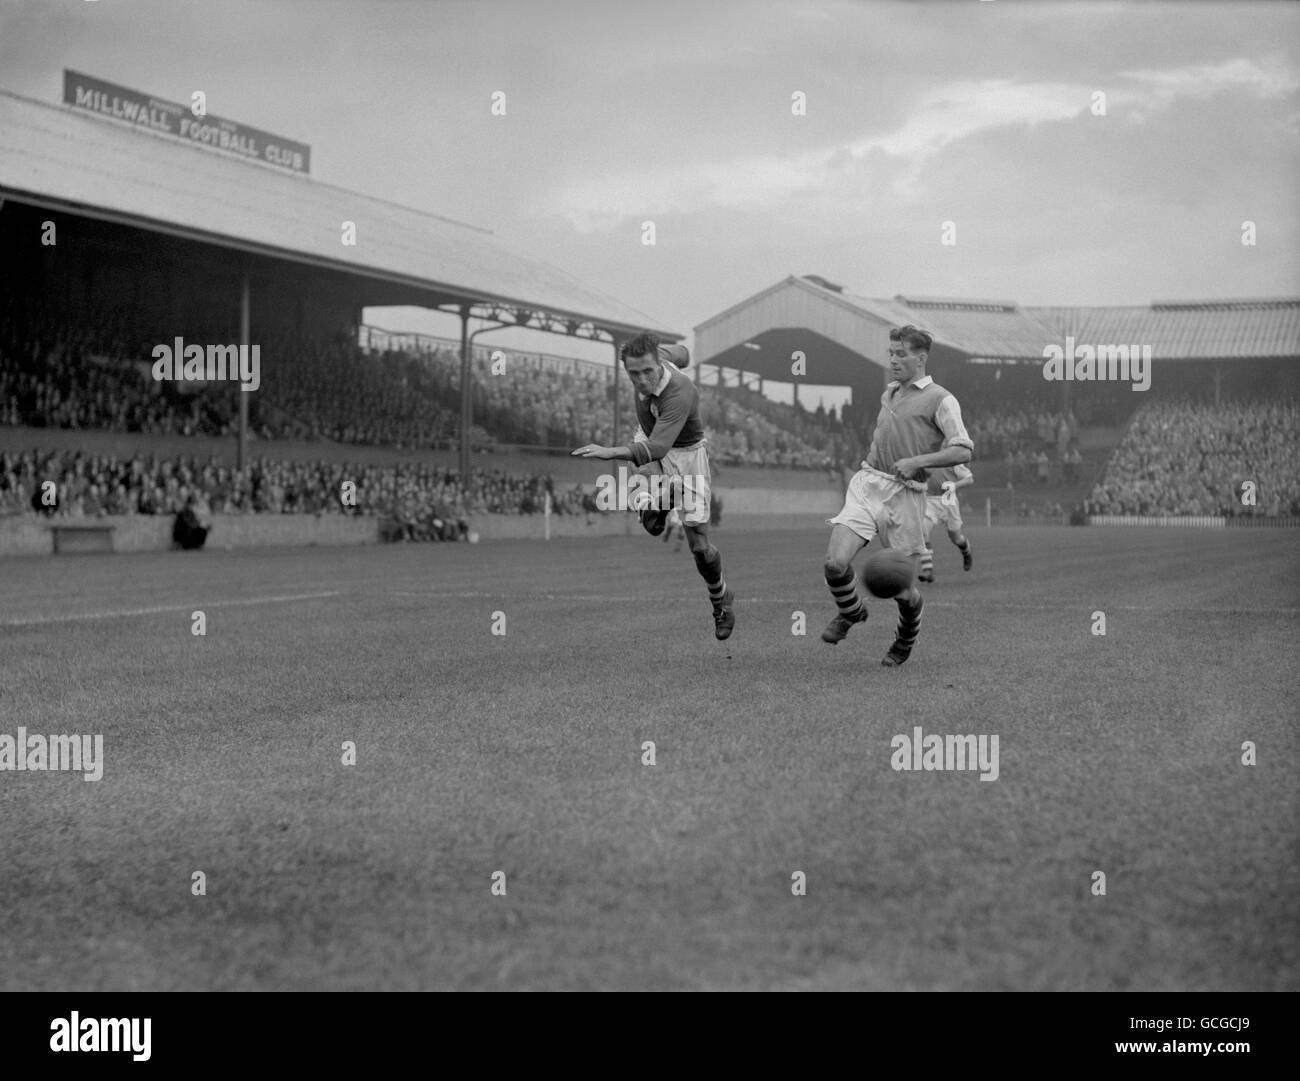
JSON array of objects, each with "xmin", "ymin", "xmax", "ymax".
[{"xmin": 629, "ymin": 365, "xmax": 706, "ymax": 467}]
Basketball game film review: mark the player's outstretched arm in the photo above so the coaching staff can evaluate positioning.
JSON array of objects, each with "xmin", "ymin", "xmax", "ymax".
[{"xmin": 571, "ymin": 444, "xmax": 634, "ymax": 460}]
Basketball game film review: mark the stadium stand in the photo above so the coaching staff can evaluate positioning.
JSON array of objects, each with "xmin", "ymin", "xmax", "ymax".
[
  {"xmin": 3, "ymin": 298, "xmax": 849, "ymax": 469},
  {"xmin": 0, "ymin": 299, "xmax": 233, "ymax": 436},
  {"xmin": 260, "ymin": 331, "xmax": 475, "ymax": 449},
  {"xmin": 9, "ymin": 300, "xmax": 1299, "ymax": 532},
  {"xmin": 0, "ymin": 447, "xmax": 592, "ymax": 542},
  {"xmin": 701, "ymin": 384, "xmax": 838, "ymax": 469},
  {"xmin": 1087, "ymin": 399, "xmax": 1300, "ymax": 518}
]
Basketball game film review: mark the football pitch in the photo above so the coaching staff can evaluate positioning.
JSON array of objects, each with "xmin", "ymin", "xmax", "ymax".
[{"xmin": 1, "ymin": 525, "xmax": 1297, "ymax": 991}]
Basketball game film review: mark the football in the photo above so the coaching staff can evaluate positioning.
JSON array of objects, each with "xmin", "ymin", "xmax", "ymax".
[
  {"xmin": 659, "ymin": 343, "xmax": 691, "ymax": 369},
  {"xmin": 860, "ymin": 548, "xmax": 916, "ymax": 598}
]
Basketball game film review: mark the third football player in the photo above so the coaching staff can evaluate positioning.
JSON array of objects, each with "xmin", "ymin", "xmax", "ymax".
[{"xmin": 918, "ymin": 464, "xmax": 975, "ymax": 582}]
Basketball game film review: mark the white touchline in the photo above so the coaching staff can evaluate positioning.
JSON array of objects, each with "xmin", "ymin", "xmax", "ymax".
[
  {"xmin": 385, "ymin": 591, "xmax": 1299, "ymax": 615},
  {"xmin": 0, "ymin": 591, "xmax": 344, "ymax": 628}
]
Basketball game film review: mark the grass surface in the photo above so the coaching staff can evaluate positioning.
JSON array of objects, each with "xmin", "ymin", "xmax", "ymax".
[{"xmin": 1, "ymin": 525, "xmax": 1297, "ymax": 990}]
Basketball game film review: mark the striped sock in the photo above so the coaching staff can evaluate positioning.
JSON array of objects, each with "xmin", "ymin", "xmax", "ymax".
[
  {"xmin": 694, "ymin": 545, "xmax": 728, "ymax": 605},
  {"xmin": 891, "ymin": 594, "xmax": 923, "ymax": 654},
  {"xmin": 919, "ymin": 547, "xmax": 935, "ymax": 577},
  {"xmin": 825, "ymin": 564, "xmax": 866, "ymax": 621}
]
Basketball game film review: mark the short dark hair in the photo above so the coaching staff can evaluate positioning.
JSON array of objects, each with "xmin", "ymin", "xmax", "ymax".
[
  {"xmin": 621, "ymin": 333, "xmax": 661, "ymax": 364},
  {"xmin": 889, "ymin": 324, "xmax": 933, "ymax": 355}
]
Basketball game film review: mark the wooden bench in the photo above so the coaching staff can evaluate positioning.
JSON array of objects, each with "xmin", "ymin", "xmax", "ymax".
[{"xmin": 49, "ymin": 521, "xmax": 117, "ymax": 554}]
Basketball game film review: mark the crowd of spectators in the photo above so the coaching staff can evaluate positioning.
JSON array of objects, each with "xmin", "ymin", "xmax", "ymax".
[
  {"xmin": 408, "ymin": 344, "xmax": 839, "ymax": 468},
  {"xmin": 14, "ymin": 300, "xmax": 1300, "ymax": 524},
  {"xmin": 0, "ymin": 308, "xmax": 482, "ymax": 450},
  {"xmin": 1, "ymin": 309, "xmax": 242, "ymax": 437},
  {"xmin": 0, "ymin": 448, "xmax": 592, "ymax": 540},
  {"xmin": 266, "ymin": 335, "xmax": 486, "ymax": 449},
  {"xmin": 9, "ymin": 304, "xmax": 1139, "ymax": 485},
  {"xmin": 1087, "ymin": 399, "xmax": 1300, "ymax": 517},
  {"xmin": 968, "ymin": 407, "xmax": 1077, "ymax": 460},
  {"xmin": 2, "ymin": 299, "xmax": 910, "ymax": 471},
  {"xmin": 951, "ymin": 405, "xmax": 1094, "ymax": 489},
  {"xmin": 453, "ymin": 348, "xmax": 633, "ymax": 450},
  {"xmin": 0, "ymin": 300, "xmax": 306, "ymax": 440},
  {"xmin": 700, "ymin": 387, "xmax": 834, "ymax": 469}
]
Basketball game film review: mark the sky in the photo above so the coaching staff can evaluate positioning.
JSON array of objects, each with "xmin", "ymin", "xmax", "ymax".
[{"xmin": 2, "ymin": 0, "xmax": 1298, "ymax": 408}]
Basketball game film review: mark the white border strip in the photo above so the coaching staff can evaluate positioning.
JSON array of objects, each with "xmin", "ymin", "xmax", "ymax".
[{"xmin": 0, "ymin": 590, "xmax": 343, "ymax": 628}]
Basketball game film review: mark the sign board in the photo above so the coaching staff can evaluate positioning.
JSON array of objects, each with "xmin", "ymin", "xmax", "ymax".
[{"xmin": 63, "ymin": 70, "xmax": 311, "ymax": 174}]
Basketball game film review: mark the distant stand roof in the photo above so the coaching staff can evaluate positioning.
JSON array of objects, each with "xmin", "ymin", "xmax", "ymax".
[
  {"xmin": 695, "ymin": 276, "xmax": 1300, "ymax": 380},
  {"xmin": 837, "ymin": 292, "xmax": 1063, "ymax": 359},
  {"xmin": 1031, "ymin": 299, "xmax": 1300, "ymax": 360},
  {"xmin": 0, "ymin": 88, "xmax": 676, "ymax": 340}
]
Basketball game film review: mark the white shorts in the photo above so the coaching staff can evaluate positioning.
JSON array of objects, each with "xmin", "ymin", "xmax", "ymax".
[
  {"xmin": 635, "ymin": 439, "xmax": 711, "ymax": 526},
  {"xmin": 924, "ymin": 494, "xmax": 964, "ymax": 533},
  {"xmin": 828, "ymin": 466, "xmax": 927, "ymax": 555}
]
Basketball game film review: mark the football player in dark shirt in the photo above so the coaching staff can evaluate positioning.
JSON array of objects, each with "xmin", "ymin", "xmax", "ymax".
[{"xmin": 572, "ymin": 334, "xmax": 735, "ymax": 640}]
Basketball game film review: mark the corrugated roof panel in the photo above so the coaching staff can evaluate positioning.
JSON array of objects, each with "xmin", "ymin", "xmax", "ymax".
[
  {"xmin": 894, "ymin": 295, "xmax": 1020, "ymax": 312},
  {"xmin": 1027, "ymin": 302, "xmax": 1300, "ymax": 359},
  {"xmin": 705, "ymin": 282, "xmax": 1300, "ymax": 365},
  {"xmin": 0, "ymin": 89, "xmax": 674, "ymax": 337},
  {"xmin": 840, "ymin": 292, "xmax": 1063, "ymax": 358}
]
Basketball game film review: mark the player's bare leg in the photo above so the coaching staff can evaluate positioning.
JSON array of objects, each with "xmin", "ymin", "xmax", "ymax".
[
  {"xmin": 661, "ymin": 508, "xmax": 678, "ymax": 543},
  {"xmin": 822, "ymin": 523, "xmax": 869, "ymax": 644},
  {"xmin": 660, "ymin": 508, "xmax": 687, "ymax": 551},
  {"xmin": 919, "ymin": 518, "xmax": 936, "ymax": 582},
  {"xmin": 948, "ymin": 527, "xmax": 973, "ymax": 571},
  {"xmin": 685, "ymin": 523, "xmax": 734, "ymax": 640}
]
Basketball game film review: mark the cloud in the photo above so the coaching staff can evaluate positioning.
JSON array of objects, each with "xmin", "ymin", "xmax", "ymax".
[
  {"xmin": 553, "ymin": 78, "xmax": 1089, "ymax": 230},
  {"xmin": 1120, "ymin": 57, "xmax": 1298, "ymax": 100},
  {"xmin": 858, "ymin": 79, "xmax": 1082, "ymax": 158},
  {"xmin": 553, "ymin": 55, "xmax": 1300, "ymax": 231},
  {"xmin": 1113, "ymin": 57, "xmax": 1300, "ymax": 121}
]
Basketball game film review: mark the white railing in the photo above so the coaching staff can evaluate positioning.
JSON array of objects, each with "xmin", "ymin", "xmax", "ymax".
[
  {"xmin": 1086, "ymin": 517, "xmax": 1227, "ymax": 530},
  {"xmin": 1088, "ymin": 514, "xmax": 1300, "ymax": 528},
  {"xmin": 358, "ymin": 325, "xmax": 611, "ymax": 377},
  {"xmin": 1088, "ymin": 515, "xmax": 1226, "ymax": 528}
]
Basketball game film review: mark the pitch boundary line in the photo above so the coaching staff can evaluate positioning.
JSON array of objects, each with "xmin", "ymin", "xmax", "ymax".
[
  {"xmin": 387, "ymin": 590, "xmax": 1300, "ymax": 615},
  {"xmin": 0, "ymin": 590, "xmax": 345, "ymax": 628}
]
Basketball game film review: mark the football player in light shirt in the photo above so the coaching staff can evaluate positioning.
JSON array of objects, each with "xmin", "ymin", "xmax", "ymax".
[
  {"xmin": 919, "ymin": 464, "xmax": 974, "ymax": 582},
  {"xmin": 821, "ymin": 325, "xmax": 973, "ymax": 666}
]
